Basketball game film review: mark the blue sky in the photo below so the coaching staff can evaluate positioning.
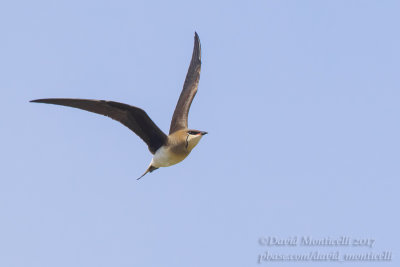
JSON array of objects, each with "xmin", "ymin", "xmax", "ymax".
[{"xmin": 0, "ymin": 0, "xmax": 399, "ymax": 266}]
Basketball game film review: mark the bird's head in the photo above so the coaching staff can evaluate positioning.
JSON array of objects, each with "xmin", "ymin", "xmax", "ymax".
[{"xmin": 185, "ymin": 129, "xmax": 208, "ymax": 151}]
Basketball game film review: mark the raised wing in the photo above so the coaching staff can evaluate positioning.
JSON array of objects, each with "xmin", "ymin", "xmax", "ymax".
[
  {"xmin": 169, "ymin": 32, "xmax": 202, "ymax": 134},
  {"xmin": 30, "ymin": 98, "xmax": 167, "ymax": 154}
]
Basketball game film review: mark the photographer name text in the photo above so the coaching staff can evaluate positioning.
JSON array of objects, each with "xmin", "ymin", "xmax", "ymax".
[{"xmin": 259, "ymin": 236, "xmax": 374, "ymax": 248}]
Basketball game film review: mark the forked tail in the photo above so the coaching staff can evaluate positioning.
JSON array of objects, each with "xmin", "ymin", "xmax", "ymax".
[{"xmin": 137, "ymin": 165, "xmax": 159, "ymax": 180}]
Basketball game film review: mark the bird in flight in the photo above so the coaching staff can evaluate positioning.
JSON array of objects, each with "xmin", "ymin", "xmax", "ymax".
[{"xmin": 31, "ymin": 32, "xmax": 207, "ymax": 179}]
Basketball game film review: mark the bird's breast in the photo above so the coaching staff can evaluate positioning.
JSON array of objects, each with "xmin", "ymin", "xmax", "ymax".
[{"xmin": 151, "ymin": 146, "xmax": 188, "ymax": 168}]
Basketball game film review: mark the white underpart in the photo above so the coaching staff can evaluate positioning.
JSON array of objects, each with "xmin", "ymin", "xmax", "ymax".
[
  {"xmin": 151, "ymin": 146, "xmax": 177, "ymax": 168},
  {"xmin": 150, "ymin": 134, "xmax": 203, "ymax": 168}
]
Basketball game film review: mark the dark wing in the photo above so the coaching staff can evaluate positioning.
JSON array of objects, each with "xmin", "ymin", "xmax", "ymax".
[
  {"xmin": 169, "ymin": 32, "xmax": 202, "ymax": 134},
  {"xmin": 30, "ymin": 98, "xmax": 167, "ymax": 154}
]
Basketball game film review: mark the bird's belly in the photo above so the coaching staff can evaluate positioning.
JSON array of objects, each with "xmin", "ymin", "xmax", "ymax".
[{"xmin": 152, "ymin": 146, "xmax": 187, "ymax": 167}]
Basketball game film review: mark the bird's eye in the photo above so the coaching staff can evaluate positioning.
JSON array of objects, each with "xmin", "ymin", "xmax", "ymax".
[{"xmin": 188, "ymin": 131, "xmax": 197, "ymax": 135}]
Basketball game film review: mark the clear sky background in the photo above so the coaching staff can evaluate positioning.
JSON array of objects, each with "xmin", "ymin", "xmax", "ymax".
[{"xmin": 0, "ymin": 0, "xmax": 399, "ymax": 266}]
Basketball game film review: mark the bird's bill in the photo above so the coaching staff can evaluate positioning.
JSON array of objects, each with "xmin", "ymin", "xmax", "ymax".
[{"xmin": 200, "ymin": 131, "xmax": 208, "ymax": 135}]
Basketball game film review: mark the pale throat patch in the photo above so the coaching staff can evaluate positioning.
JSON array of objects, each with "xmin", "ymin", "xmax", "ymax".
[
  {"xmin": 186, "ymin": 134, "xmax": 203, "ymax": 151},
  {"xmin": 151, "ymin": 134, "xmax": 203, "ymax": 168}
]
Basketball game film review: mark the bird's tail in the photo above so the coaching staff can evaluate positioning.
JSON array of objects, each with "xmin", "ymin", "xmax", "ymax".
[{"xmin": 137, "ymin": 165, "xmax": 158, "ymax": 180}]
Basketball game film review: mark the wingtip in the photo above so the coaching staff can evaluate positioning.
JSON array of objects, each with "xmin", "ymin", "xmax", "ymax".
[
  {"xmin": 193, "ymin": 32, "xmax": 201, "ymax": 62},
  {"xmin": 30, "ymin": 98, "xmax": 48, "ymax": 103},
  {"xmin": 194, "ymin": 32, "xmax": 200, "ymax": 44},
  {"xmin": 29, "ymin": 98, "xmax": 69, "ymax": 104}
]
